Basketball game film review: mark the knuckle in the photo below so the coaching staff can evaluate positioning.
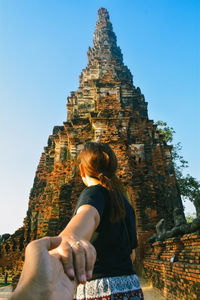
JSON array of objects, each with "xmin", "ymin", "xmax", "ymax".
[
  {"xmin": 60, "ymin": 248, "xmax": 72, "ymax": 258},
  {"xmin": 26, "ymin": 239, "xmax": 37, "ymax": 251},
  {"xmin": 74, "ymin": 250, "xmax": 85, "ymax": 265},
  {"xmin": 89, "ymin": 244, "xmax": 95, "ymax": 254},
  {"xmin": 74, "ymin": 244, "xmax": 84, "ymax": 254},
  {"xmin": 62, "ymin": 256, "xmax": 73, "ymax": 267},
  {"xmin": 62, "ymin": 242, "xmax": 71, "ymax": 252},
  {"xmin": 76, "ymin": 264, "xmax": 85, "ymax": 275},
  {"xmin": 87, "ymin": 244, "xmax": 96, "ymax": 256},
  {"xmin": 83, "ymin": 242, "xmax": 92, "ymax": 255}
]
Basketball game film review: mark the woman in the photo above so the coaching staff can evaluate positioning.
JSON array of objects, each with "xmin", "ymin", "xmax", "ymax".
[{"xmin": 57, "ymin": 142, "xmax": 144, "ymax": 300}]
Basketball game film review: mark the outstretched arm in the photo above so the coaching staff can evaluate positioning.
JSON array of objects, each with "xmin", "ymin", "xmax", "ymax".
[
  {"xmin": 52, "ymin": 204, "xmax": 100, "ymax": 284},
  {"xmin": 60, "ymin": 204, "xmax": 100, "ymax": 241}
]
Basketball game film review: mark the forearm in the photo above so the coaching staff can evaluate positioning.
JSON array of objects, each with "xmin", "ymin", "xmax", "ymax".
[{"xmin": 60, "ymin": 205, "xmax": 99, "ymax": 242}]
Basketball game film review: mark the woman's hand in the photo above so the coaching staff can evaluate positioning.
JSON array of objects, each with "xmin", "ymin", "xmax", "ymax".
[
  {"xmin": 51, "ymin": 237, "xmax": 96, "ymax": 284},
  {"xmin": 52, "ymin": 204, "xmax": 99, "ymax": 284}
]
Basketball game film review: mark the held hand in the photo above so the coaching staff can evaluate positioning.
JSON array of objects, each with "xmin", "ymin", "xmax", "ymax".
[
  {"xmin": 50, "ymin": 238, "xmax": 96, "ymax": 284},
  {"xmin": 11, "ymin": 236, "xmax": 76, "ymax": 300}
]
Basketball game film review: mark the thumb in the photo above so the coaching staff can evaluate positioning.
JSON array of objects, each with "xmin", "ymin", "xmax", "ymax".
[{"xmin": 40, "ymin": 236, "xmax": 62, "ymax": 251}]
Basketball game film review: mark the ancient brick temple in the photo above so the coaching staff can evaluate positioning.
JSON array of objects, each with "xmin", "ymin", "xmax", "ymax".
[{"xmin": 1, "ymin": 8, "xmax": 199, "ymax": 299}]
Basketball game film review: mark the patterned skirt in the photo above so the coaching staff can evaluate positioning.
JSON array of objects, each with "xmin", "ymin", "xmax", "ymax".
[{"xmin": 74, "ymin": 274, "xmax": 144, "ymax": 300}]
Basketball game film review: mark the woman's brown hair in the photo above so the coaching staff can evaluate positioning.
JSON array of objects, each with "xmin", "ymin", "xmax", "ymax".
[{"xmin": 78, "ymin": 142, "xmax": 125, "ymax": 223}]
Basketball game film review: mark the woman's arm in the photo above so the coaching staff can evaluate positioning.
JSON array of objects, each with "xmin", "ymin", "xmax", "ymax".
[
  {"xmin": 52, "ymin": 204, "xmax": 99, "ymax": 284},
  {"xmin": 60, "ymin": 204, "xmax": 100, "ymax": 242}
]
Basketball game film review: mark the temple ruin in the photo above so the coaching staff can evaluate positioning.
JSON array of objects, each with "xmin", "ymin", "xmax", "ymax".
[{"xmin": 0, "ymin": 8, "xmax": 199, "ymax": 299}]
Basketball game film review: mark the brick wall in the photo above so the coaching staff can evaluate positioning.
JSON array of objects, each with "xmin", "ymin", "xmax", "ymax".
[{"xmin": 143, "ymin": 233, "xmax": 200, "ymax": 299}]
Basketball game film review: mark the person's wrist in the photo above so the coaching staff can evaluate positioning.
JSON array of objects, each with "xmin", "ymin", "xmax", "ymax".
[
  {"xmin": 59, "ymin": 233, "xmax": 81, "ymax": 245},
  {"xmin": 10, "ymin": 279, "xmax": 50, "ymax": 300}
]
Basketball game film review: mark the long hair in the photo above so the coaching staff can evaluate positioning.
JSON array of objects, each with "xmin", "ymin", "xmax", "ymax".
[{"xmin": 78, "ymin": 142, "xmax": 126, "ymax": 223}]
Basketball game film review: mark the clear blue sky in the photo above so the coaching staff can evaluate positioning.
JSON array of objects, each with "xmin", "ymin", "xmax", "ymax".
[{"xmin": 0, "ymin": 0, "xmax": 199, "ymax": 235}]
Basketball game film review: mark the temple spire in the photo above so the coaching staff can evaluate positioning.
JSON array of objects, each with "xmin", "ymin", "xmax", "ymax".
[
  {"xmin": 93, "ymin": 8, "xmax": 116, "ymax": 46},
  {"xmin": 87, "ymin": 7, "xmax": 123, "ymax": 64},
  {"xmin": 67, "ymin": 7, "xmax": 146, "ymax": 121}
]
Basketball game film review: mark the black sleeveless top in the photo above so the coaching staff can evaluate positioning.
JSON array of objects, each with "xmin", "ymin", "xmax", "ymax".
[{"xmin": 74, "ymin": 184, "xmax": 138, "ymax": 279}]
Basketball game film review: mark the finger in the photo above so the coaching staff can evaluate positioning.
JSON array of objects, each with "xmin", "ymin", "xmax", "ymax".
[
  {"xmin": 82, "ymin": 241, "xmax": 96, "ymax": 279},
  {"xmin": 25, "ymin": 236, "xmax": 62, "ymax": 256},
  {"xmin": 57, "ymin": 241, "xmax": 75, "ymax": 279},
  {"xmin": 72, "ymin": 242, "xmax": 86, "ymax": 284},
  {"xmin": 33, "ymin": 236, "xmax": 62, "ymax": 251}
]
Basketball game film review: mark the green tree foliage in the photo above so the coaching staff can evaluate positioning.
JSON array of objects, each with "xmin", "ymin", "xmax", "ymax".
[
  {"xmin": 156, "ymin": 120, "xmax": 175, "ymax": 143},
  {"xmin": 178, "ymin": 174, "xmax": 200, "ymax": 203},
  {"xmin": 156, "ymin": 121, "xmax": 200, "ymax": 218},
  {"xmin": 185, "ymin": 213, "xmax": 196, "ymax": 223}
]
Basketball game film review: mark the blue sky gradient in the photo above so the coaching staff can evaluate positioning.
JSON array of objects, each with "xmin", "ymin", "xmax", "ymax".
[{"xmin": 0, "ymin": 0, "xmax": 199, "ymax": 234}]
